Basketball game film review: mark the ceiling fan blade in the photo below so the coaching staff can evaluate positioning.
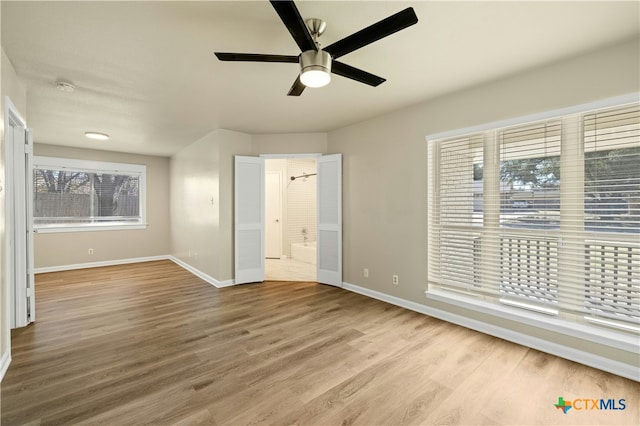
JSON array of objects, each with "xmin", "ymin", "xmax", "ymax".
[
  {"xmin": 270, "ymin": 0, "xmax": 317, "ymax": 52},
  {"xmin": 215, "ymin": 52, "xmax": 299, "ymax": 63},
  {"xmin": 324, "ymin": 7, "xmax": 418, "ymax": 59},
  {"xmin": 331, "ymin": 61, "xmax": 386, "ymax": 87},
  {"xmin": 287, "ymin": 75, "xmax": 306, "ymax": 96}
]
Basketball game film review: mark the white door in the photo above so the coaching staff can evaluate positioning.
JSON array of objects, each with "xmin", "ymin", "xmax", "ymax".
[
  {"xmin": 25, "ymin": 129, "xmax": 35, "ymax": 323},
  {"xmin": 265, "ymin": 171, "xmax": 282, "ymax": 259},
  {"xmin": 317, "ymin": 154, "xmax": 342, "ymax": 287},
  {"xmin": 4, "ymin": 98, "xmax": 35, "ymax": 328},
  {"xmin": 234, "ymin": 156, "xmax": 265, "ymax": 284}
]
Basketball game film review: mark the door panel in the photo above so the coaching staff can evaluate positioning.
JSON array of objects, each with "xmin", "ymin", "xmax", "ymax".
[
  {"xmin": 265, "ymin": 171, "xmax": 282, "ymax": 259},
  {"xmin": 234, "ymin": 156, "xmax": 264, "ymax": 284},
  {"xmin": 25, "ymin": 129, "xmax": 35, "ymax": 322},
  {"xmin": 5, "ymin": 99, "xmax": 33, "ymax": 328},
  {"xmin": 317, "ymin": 154, "xmax": 342, "ymax": 286}
]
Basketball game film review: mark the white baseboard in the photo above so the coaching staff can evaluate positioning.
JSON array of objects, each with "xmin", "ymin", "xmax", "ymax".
[
  {"xmin": 216, "ymin": 279, "xmax": 237, "ymax": 288},
  {"xmin": 342, "ymin": 282, "xmax": 639, "ymax": 382},
  {"xmin": 34, "ymin": 255, "xmax": 170, "ymax": 274},
  {"xmin": 33, "ymin": 254, "xmax": 237, "ymax": 289},
  {"xmin": 0, "ymin": 350, "xmax": 11, "ymax": 382},
  {"xmin": 167, "ymin": 256, "xmax": 235, "ymax": 288}
]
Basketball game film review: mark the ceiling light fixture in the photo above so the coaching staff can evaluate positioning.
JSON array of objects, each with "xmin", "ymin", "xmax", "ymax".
[
  {"xmin": 55, "ymin": 80, "xmax": 76, "ymax": 92},
  {"xmin": 85, "ymin": 132, "xmax": 109, "ymax": 141},
  {"xmin": 299, "ymin": 50, "xmax": 331, "ymax": 88}
]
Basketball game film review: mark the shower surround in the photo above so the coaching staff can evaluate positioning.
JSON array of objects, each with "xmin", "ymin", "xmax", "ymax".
[{"xmin": 286, "ymin": 158, "xmax": 317, "ymax": 258}]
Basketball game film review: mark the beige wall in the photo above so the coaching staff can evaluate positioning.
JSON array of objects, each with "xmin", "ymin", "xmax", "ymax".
[
  {"xmin": 1, "ymin": 46, "xmax": 28, "ymax": 376},
  {"xmin": 33, "ymin": 144, "xmax": 170, "ymax": 268},
  {"xmin": 170, "ymin": 130, "xmax": 220, "ymax": 278},
  {"xmin": 170, "ymin": 129, "xmax": 253, "ymax": 282},
  {"xmin": 328, "ymin": 39, "xmax": 640, "ymax": 369},
  {"xmin": 218, "ymin": 130, "xmax": 256, "ymax": 280}
]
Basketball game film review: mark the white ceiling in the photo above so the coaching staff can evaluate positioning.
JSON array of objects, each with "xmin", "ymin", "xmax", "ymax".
[{"xmin": 2, "ymin": 1, "xmax": 639, "ymax": 157}]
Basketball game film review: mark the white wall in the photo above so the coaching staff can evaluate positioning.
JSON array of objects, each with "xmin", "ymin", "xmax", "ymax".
[
  {"xmin": 285, "ymin": 158, "xmax": 317, "ymax": 256},
  {"xmin": 328, "ymin": 39, "xmax": 640, "ymax": 372}
]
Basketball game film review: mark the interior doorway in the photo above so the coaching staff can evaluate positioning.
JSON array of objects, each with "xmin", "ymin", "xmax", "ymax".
[
  {"xmin": 265, "ymin": 157, "xmax": 317, "ymax": 282},
  {"xmin": 234, "ymin": 153, "xmax": 341, "ymax": 287},
  {"xmin": 4, "ymin": 97, "xmax": 35, "ymax": 329}
]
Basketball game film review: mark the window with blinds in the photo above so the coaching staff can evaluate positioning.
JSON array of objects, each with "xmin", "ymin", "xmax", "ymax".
[
  {"xmin": 33, "ymin": 156, "xmax": 147, "ymax": 232},
  {"xmin": 428, "ymin": 101, "xmax": 639, "ymax": 334},
  {"xmin": 582, "ymin": 105, "xmax": 640, "ymax": 331},
  {"xmin": 428, "ymin": 135, "xmax": 483, "ymax": 292}
]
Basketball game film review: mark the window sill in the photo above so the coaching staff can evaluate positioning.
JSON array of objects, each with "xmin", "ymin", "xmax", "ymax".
[
  {"xmin": 34, "ymin": 223, "xmax": 148, "ymax": 233},
  {"xmin": 426, "ymin": 288, "xmax": 639, "ymax": 354}
]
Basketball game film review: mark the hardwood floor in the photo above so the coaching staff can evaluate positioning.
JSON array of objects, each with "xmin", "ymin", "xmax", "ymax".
[{"xmin": 1, "ymin": 260, "xmax": 638, "ymax": 425}]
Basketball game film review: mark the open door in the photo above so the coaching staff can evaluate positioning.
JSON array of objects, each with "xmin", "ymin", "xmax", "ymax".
[
  {"xmin": 4, "ymin": 98, "xmax": 35, "ymax": 328},
  {"xmin": 25, "ymin": 129, "xmax": 35, "ymax": 323},
  {"xmin": 234, "ymin": 156, "xmax": 265, "ymax": 284},
  {"xmin": 317, "ymin": 154, "xmax": 342, "ymax": 287},
  {"xmin": 265, "ymin": 171, "xmax": 282, "ymax": 259}
]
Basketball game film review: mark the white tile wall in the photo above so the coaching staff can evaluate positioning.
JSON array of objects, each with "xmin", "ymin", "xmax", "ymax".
[{"xmin": 286, "ymin": 159, "xmax": 317, "ymax": 257}]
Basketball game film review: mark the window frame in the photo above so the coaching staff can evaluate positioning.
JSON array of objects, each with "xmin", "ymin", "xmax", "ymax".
[
  {"xmin": 426, "ymin": 93, "xmax": 640, "ymax": 350},
  {"xmin": 33, "ymin": 156, "xmax": 147, "ymax": 233}
]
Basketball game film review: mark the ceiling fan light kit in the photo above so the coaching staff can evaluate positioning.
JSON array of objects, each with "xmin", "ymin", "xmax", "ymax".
[
  {"xmin": 300, "ymin": 50, "xmax": 331, "ymax": 88},
  {"xmin": 214, "ymin": 0, "xmax": 418, "ymax": 96}
]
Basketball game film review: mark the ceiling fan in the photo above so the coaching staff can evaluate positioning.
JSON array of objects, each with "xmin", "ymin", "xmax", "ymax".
[{"xmin": 215, "ymin": 0, "xmax": 418, "ymax": 96}]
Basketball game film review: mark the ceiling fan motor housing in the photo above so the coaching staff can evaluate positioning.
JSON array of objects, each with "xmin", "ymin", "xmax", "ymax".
[{"xmin": 300, "ymin": 50, "xmax": 332, "ymax": 87}]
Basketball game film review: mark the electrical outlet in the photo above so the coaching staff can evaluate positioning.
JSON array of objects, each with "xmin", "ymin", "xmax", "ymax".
[
  {"xmin": 392, "ymin": 275, "xmax": 399, "ymax": 285},
  {"xmin": 363, "ymin": 268, "xmax": 369, "ymax": 278},
  {"xmin": 88, "ymin": 248, "xmax": 94, "ymax": 255}
]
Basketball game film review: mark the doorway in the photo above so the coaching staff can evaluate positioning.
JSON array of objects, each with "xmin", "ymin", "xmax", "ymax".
[
  {"xmin": 234, "ymin": 154, "xmax": 341, "ymax": 286},
  {"xmin": 4, "ymin": 97, "xmax": 35, "ymax": 329},
  {"xmin": 265, "ymin": 158, "xmax": 317, "ymax": 281}
]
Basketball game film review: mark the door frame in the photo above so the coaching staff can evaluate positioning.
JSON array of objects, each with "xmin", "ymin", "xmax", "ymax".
[
  {"xmin": 235, "ymin": 153, "xmax": 342, "ymax": 286},
  {"xmin": 4, "ymin": 96, "xmax": 35, "ymax": 331}
]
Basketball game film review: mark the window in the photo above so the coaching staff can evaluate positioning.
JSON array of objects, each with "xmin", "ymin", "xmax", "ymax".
[
  {"xmin": 582, "ymin": 105, "xmax": 640, "ymax": 329},
  {"xmin": 427, "ymin": 101, "xmax": 639, "ymax": 335},
  {"xmin": 33, "ymin": 157, "xmax": 147, "ymax": 232}
]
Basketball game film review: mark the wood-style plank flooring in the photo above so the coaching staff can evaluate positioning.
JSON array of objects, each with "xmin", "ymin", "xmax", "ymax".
[{"xmin": 1, "ymin": 260, "xmax": 638, "ymax": 425}]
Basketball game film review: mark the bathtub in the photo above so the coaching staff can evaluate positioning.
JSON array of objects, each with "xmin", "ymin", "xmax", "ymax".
[{"xmin": 291, "ymin": 241, "xmax": 316, "ymax": 265}]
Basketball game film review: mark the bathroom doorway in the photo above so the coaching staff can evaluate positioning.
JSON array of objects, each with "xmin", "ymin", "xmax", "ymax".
[{"xmin": 265, "ymin": 157, "xmax": 317, "ymax": 281}]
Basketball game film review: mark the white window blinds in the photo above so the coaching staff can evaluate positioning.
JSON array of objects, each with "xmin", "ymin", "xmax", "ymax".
[
  {"xmin": 428, "ymin": 102, "xmax": 639, "ymax": 334},
  {"xmin": 428, "ymin": 135, "xmax": 483, "ymax": 292},
  {"xmin": 582, "ymin": 105, "xmax": 640, "ymax": 331}
]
